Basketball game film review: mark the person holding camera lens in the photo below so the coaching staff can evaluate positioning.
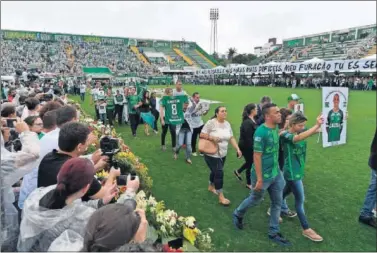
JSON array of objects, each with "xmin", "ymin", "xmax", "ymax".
[
  {"xmin": 37, "ymin": 122, "xmax": 115, "ymax": 202},
  {"xmin": 1, "ymin": 102, "xmax": 22, "ymax": 152},
  {"xmin": 1, "ymin": 119, "xmax": 40, "ymax": 252},
  {"xmin": 18, "ymin": 158, "xmax": 119, "ymax": 252},
  {"xmin": 47, "ymin": 174, "xmax": 143, "ymax": 252}
]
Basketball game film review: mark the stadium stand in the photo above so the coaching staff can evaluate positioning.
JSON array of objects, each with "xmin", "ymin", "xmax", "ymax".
[
  {"xmin": 0, "ymin": 30, "xmax": 218, "ymax": 75},
  {"xmin": 265, "ymin": 24, "xmax": 376, "ymax": 63}
]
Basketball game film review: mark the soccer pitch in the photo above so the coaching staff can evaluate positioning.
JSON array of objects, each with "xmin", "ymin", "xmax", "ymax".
[{"xmin": 72, "ymin": 85, "xmax": 376, "ymax": 251}]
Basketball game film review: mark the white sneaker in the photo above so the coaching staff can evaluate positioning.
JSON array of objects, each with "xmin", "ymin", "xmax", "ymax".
[
  {"xmin": 192, "ymin": 152, "xmax": 198, "ymax": 157},
  {"xmin": 267, "ymin": 208, "xmax": 283, "ymax": 223}
]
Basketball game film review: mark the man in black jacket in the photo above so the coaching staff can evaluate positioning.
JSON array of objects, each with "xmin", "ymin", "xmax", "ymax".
[
  {"xmin": 359, "ymin": 128, "xmax": 377, "ymax": 228},
  {"xmin": 255, "ymin": 96, "xmax": 271, "ymax": 126}
]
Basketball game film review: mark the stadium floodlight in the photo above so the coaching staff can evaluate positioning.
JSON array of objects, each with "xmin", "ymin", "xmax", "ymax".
[{"xmin": 209, "ymin": 8, "xmax": 219, "ymax": 54}]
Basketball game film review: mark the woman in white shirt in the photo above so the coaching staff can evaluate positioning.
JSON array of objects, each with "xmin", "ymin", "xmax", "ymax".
[{"xmin": 200, "ymin": 106, "xmax": 242, "ymax": 206}]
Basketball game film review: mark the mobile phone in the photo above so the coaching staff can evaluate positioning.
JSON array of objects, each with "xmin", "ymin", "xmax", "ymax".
[
  {"xmin": 6, "ymin": 119, "xmax": 17, "ymax": 128},
  {"xmin": 116, "ymin": 175, "xmax": 127, "ymax": 186}
]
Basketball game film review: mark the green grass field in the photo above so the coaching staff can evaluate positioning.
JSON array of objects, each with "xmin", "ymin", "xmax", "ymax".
[{"xmin": 72, "ymin": 85, "xmax": 376, "ymax": 252}]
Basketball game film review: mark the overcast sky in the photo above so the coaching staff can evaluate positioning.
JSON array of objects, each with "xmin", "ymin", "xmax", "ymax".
[{"xmin": 1, "ymin": 1, "xmax": 376, "ymax": 55}]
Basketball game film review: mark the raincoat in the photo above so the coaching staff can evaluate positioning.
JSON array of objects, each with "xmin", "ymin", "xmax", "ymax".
[{"xmin": 1, "ymin": 131, "xmax": 40, "ymax": 251}]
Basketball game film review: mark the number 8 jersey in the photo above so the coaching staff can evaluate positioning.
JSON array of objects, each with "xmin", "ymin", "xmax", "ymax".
[{"xmin": 160, "ymin": 95, "xmax": 188, "ymax": 125}]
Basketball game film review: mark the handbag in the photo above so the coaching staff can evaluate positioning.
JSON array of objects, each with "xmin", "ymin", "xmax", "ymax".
[{"xmin": 198, "ymin": 137, "xmax": 219, "ymax": 155}]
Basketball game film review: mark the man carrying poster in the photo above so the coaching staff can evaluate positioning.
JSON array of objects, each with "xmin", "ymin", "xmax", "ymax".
[
  {"xmin": 321, "ymin": 87, "xmax": 349, "ymax": 148},
  {"xmin": 287, "ymin": 94, "xmax": 301, "ymax": 112}
]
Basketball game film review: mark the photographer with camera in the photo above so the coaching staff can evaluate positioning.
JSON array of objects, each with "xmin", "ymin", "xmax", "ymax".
[
  {"xmin": 37, "ymin": 122, "xmax": 114, "ymax": 202},
  {"xmin": 45, "ymin": 172, "xmax": 142, "ymax": 252},
  {"xmin": 18, "ymin": 157, "xmax": 119, "ymax": 252},
  {"xmin": 1, "ymin": 118, "xmax": 40, "ymax": 251},
  {"xmin": 1, "ymin": 102, "xmax": 22, "ymax": 152}
]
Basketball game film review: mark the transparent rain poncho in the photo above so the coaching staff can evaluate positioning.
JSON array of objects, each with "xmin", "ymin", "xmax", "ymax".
[
  {"xmin": 1, "ymin": 131, "xmax": 40, "ymax": 251},
  {"xmin": 47, "ymin": 230, "xmax": 84, "ymax": 252},
  {"xmin": 46, "ymin": 190, "xmax": 139, "ymax": 252},
  {"xmin": 17, "ymin": 185, "xmax": 102, "ymax": 252}
]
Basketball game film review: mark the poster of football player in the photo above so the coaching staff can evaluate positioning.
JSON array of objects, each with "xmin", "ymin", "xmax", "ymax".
[
  {"xmin": 294, "ymin": 103, "xmax": 304, "ymax": 114},
  {"xmin": 322, "ymin": 87, "xmax": 349, "ymax": 148}
]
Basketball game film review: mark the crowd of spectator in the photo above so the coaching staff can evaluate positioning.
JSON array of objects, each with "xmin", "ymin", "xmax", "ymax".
[
  {"xmin": 0, "ymin": 80, "xmax": 153, "ymax": 252},
  {"xmin": 189, "ymin": 74, "xmax": 377, "ymax": 90},
  {"xmin": 0, "ymin": 39, "xmax": 160, "ymax": 76}
]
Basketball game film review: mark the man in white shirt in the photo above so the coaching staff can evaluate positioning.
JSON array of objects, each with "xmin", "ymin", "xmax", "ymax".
[
  {"xmin": 80, "ymin": 82, "xmax": 87, "ymax": 102},
  {"xmin": 172, "ymin": 80, "xmax": 186, "ymax": 96},
  {"xmin": 189, "ymin": 92, "xmax": 209, "ymax": 156},
  {"xmin": 18, "ymin": 105, "xmax": 81, "ymax": 209},
  {"xmin": 90, "ymin": 83, "xmax": 100, "ymax": 120}
]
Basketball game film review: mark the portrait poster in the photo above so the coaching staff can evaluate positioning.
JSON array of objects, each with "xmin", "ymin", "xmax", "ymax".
[
  {"xmin": 294, "ymin": 103, "xmax": 304, "ymax": 114},
  {"xmin": 322, "ymin": 87, "xmax": 349, "ymax": 148}
]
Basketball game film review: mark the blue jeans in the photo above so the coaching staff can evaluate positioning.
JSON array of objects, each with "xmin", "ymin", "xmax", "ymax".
[
  {"xmin": 80, "ymin": 92, "xmax": 85, "ymax": 102},
  {"xmin": 360, "ymin": 168, "xmax": 376, "ymax": 218},
  {"xmin": 234, "ymin": 171, "xmax": 285, "ymax": 236},
  {"xmin": 99, "ymin": 113, "xmax": 107, "ymax": 124},
  {"xmin": 281, "ymin": 179, "xmax": 309, "ymax": 229},
  {"xmin": 175, "ymin": 129, "xmax": 192, "ymax": 160}
]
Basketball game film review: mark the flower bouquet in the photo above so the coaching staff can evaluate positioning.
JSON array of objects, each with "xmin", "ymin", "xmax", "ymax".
[{"xmin": 70, "ymin": 99, "xmax": 214, "ymax": 251}]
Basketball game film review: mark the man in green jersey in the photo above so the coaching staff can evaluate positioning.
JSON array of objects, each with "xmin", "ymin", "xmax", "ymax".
[
  {"xmin": 233, "ymin": 103, "xmax": 291, "ymax": 246},
  {"xmin": 287, "ymin": 94, "xmax": 301, "ymax": 112},
  {"xmin": 280, "ymin": 112, "xmax": 324, "ymax": 242},
  {"xmin": 326, "ymin": 93, "xmax": 344, "ymax": 143},
  {"xmin": 159, "ymin": 88, "xmax": 188, "ymax": 151},
  {"xmin": 105, "ymin": 88, "xmax": 115, "ymax": 126},
  {"xmin": 127, "ymin": 86, "xmax": 142, "ymax": 137}
]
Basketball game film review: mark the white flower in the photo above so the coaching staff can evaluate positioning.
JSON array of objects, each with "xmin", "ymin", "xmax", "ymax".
[
  {"xmin": 209, "ymin": 228, "xmax": 214, "ymax": 233},
  {"xmin": 147, "ymin": 196, "xmax": 157, "ymax": 206},
  {"xmin": 136, "ymin": 190, "xmax": 146, "ymax": 200},
  {"xmin": 84, "ymin": 118, "xmax": 94, "ymax": 123},
  {"xmin": 136, "ymin": 199, "xmax": 147, "ymax": 210},
  {"xmin": 185, "ymin": 216, "xmax": 196, "ymax": 228},
  {"xmin": 160, "ymin": 225, "xmax": 167, "ymax": 234},
  {"xmin": 169, "ymin": 217, "xmax": 176, "ymax": 227}
]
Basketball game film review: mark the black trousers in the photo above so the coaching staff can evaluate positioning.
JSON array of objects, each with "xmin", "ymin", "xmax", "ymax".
[
  {"xmin": 236, "ymin": 147, "xmax": 253, "ymax": 185},
  {"xmin": 152, "ymin": 109, "xmax": 159, "ymax": 131},
  {"xmin": 106, "ymin": 109, "xmax": 114, "ymax": 126},
  {"xmin": 129, "ymin": 113, "xmax": 140, "ymax": 135},
  {"xmin": 191, "ymin": 125, "xmax": 204, "ymax": 153},
  {"xmin": 204, "ymin": 155, "xmax": 227, "ymax": 190},
  {"xmin": 161, "ymin": 123, "xmax": 176, "ymax": 147},
  {"xmin": 114, "ymin": 105, "xmax": 123, "ymax": 125},
  {"xmin": 95, "ymin": 105, "xmax": 100, "ymax": 120}
]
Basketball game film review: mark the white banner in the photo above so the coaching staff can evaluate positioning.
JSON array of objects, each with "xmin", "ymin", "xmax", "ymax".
[
  {"xmin": 321, "ymin": 87, "xmax": 349, "ymax": 148},
  {"xmin": 195, "ymin": 59, "xmax": 376, "ymax": 75}
]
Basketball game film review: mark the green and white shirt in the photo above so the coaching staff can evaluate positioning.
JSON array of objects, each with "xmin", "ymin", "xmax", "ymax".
[
  {"xmin": 280, "ymin": 130, "xmax": 307, "ymax": 181},
  {"xmin": 327, "ymin": 109, "xmax": 343, "ymax": 142},
  {"xmin": 251, "ymin": 124, "xmax": 280, "ymax": 181},
  {"xmin": 127, "ymin": 95, "xmax": 141, "ymax": 114},
  {"xmin": 159, "ymin": 95, "xmax": 188, "ymax": 125}
]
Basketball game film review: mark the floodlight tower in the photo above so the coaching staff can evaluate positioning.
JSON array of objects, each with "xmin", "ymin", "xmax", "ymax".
[{"xmin": 209, "ymin": 8, "xmax": 219, "ymax": 55}]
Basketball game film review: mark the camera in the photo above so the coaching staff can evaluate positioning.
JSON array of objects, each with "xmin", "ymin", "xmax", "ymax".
[
  {"xmin": 100, "ymin": 136, "xmax": 120, "ymax": 156},
  {"xmin": 39, "ymin": 93, "xmax": 54, "ymax": 102},
  {"xmin": 116, "ymin": 171, "xmax": 137, "ymax": 186}
]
